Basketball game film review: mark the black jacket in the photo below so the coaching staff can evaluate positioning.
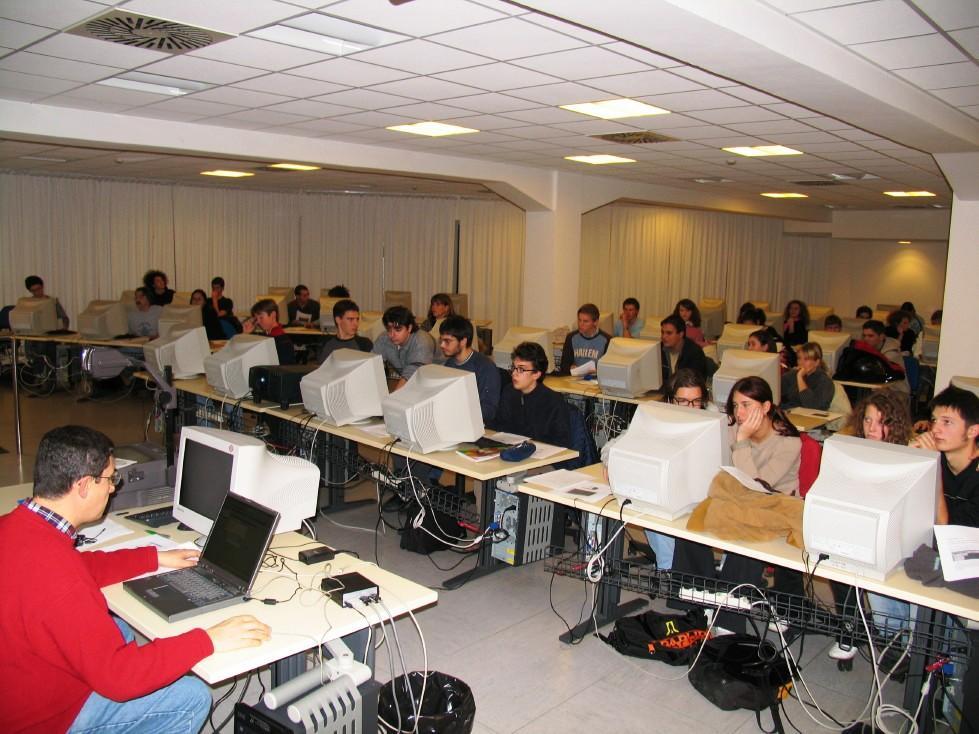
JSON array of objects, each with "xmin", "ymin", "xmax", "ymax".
[
  {"xmin": 661, "ymin": 337, "xmax": 708, "ymax": 383},
  {"xmin": 490, "ymin": 382, "xmax": 571, "ymax": 448}
]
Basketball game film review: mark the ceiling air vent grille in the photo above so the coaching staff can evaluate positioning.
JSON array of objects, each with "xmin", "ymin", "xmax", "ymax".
[
  {"xmin": 67, "ymin": 10, "xmax": 233, "ymax": 53},
  {"xmin": 591, "ymin": 131, "xmax": 679, "ymax": 145}
]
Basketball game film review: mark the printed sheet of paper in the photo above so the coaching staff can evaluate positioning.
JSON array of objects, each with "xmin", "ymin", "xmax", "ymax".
[
  {"xmin": 529, "ymin": 469, "xmax": 591, "ymax": 491},
  {"xmin": 720, "ymin": 465, "xmax": 770, "ymax": 493},
  {"xmin": 934, "ymin": 524, "xmax": 979, "ymax": 582},
  {"xmin": 74, "ymin": 516, "xmax": 133, "ymax": 547}
]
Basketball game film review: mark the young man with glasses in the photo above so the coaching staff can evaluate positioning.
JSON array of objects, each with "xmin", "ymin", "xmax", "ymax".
[
  {"xmin": 491, "ymin": 341, "xmax": 571, "ymax": 448},
  {"xmin": 372, "ymin": 305, "xmax": 435, "ymax": 391},
  {"xmin": 0, "ymin": 425, "xmax": 271, "ymax": 732}
]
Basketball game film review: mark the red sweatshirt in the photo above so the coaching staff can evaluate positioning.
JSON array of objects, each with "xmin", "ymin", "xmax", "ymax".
[{"xmin": 0, "ymin": 506, "xmax": 213, "ymax": 733}]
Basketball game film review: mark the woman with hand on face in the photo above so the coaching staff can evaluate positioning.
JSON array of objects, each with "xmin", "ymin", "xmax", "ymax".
[{"xmin": 780, "ymin": 341, "xmax": 834, "ymax": 410}]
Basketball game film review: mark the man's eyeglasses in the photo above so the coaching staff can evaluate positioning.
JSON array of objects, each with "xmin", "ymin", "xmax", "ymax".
[
  {"xmin": 87, "ymin": 470, "xmax": 121, "ymax": 487},
  {"xmin": 511, "ymin": 365, "xmax": 537, "ymax": 375},
  {"xmin": 672, "ymin": 397, "xmax": 705, "ymax": 408}
]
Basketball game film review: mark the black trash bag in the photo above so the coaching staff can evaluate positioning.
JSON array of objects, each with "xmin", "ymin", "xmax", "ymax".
[
  {"xmin": 400, "ymin": 503, "xmax": 465, "ymax": 555},
  {"xmin": 378, "ymin": 671, "xmax": 476, "ymax": 734}
]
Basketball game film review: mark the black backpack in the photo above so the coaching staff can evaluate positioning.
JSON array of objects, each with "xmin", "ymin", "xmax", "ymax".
[{"xmin": 600, "ymin": 609, "xmax": 708, "ymax": 666}]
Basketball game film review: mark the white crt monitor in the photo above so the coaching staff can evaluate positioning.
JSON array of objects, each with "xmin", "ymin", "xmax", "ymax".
[
  {"xmin": 803, "ymin": 435, "xmax": 939, "ymax": 580},
  {"xmin": 598, "ymin": 311, "xmax": 614, "ymax": 336},
  {"xmin": 808, "ymin": 330, "xmax": 852, "ymax": 374},
  {"xmin": 716, "ymin": 323, "xmax": 761, "ymax": 361},
  {"xmin": 492, "ymin": 326, "xmax": 555, "ymax": 374},
  {"xmin": 597, "ymin": 337, "xmax": 662, "ymax": 397},
  {"xmin": 359, "ymin": 311, "xmax": 386, "ymax": 343},
  {"xmin": 383, "ymin": 290, "xmax": 413, "ymax": 312},
  {"xmin": 77, "ymin": 300, "xmax": 129, "ymax": 339},
  {"xmin": 174, "ymin": 426, "xmax": 319, "ymax": 534},
  {"xmin": 318, "ymin": 297, "xmax": 342, "ymax": 331},
  {"xmin": 301, "ymin": 349, "xmax": 388, "ymax": 426},
  {"xmin": 609, "ymin": 402, "xmax": 731, "ymax": 519},
  {"xmin": 381, "ymin": 364, "xmax": 483, "ymax": 453},
  {"xmin": 712, "ymin": 349, "xmax": 781, "ymax": 409},
  {"xmin": 255, "ymin": 293, "xmax": 289, "ymax": 323},
  {"xmin": 157, "ymin": 303, "xmax": 203, "ymax": 339},
  {"xmin": 10, "ymin": 297, "xmax": 59, "ymax": 334},
  {"xmin": 951, "ymin": 375, "xmax": 979, "ymax": 399},
  {"xmin": 204, "ymin": 334, "xmax": 279, "ymax": 399},
  {"xmin": 144, "ymin": 327, "xmax": 210, "ymax": 379}
]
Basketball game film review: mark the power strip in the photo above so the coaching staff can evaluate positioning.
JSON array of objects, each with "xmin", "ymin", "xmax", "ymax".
[{"xmin": 679, "ymin": 587, "xmax": 756, "ymax": 611}]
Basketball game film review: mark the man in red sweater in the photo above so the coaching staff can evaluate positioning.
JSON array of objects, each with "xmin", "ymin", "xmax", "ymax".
[{"xmin": 0, "ymin": 425, "xmax": 271, "ymax": 733}]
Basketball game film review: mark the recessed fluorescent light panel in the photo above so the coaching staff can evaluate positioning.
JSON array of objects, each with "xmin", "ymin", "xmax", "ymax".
[
  {"xmin": 386, "ymin": 122, "xmax": 479, "ymax": 137},
  {"xmin": 564, "ymin": 154, "xmax": 636, "ymax": 165},
  {"xmin": 250, "ymin": 13, "xmax": 406, "ymax": 54},
  {"xmin": 18, "ymin": 155, "xmax": 68, "ymax": 163},
  {"xmin": 898, "ymin": 240, "xmax": 912, "ymax": 244},
  {"xmin": 268, "ymin": 163, "xmax": 321, "ymax": 171},
  {"xmin": 97, "ymin": 71, "xmax": 211, "ymax": 96},
  {"xmin": 200, "ymin": 170, "xmax": 254, "ymax": 178},
  {"xmin": 723, "ymin": 145, "xmax": 803, "ymax": 157},
  {"xmin": 883, "ymin": 191, "xmax": 935, "ymax": 197},
  {"xmin": 560, "ymin": 99, "xmax": 670, "ymax": 120},
  {"xmin": 761, "ymin": 192, "xmax": 808, "ymax": 198}
]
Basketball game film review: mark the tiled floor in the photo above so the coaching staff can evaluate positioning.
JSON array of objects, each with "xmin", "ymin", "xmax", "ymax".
[{"xmin": 1, "ymin": 380, "xmax": 909, "ymax": 733}]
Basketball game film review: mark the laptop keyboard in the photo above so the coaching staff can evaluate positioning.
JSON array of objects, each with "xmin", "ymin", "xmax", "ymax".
[{"xmin": 166, "ymin": 570, "xmax": 232, "ymax": 604}]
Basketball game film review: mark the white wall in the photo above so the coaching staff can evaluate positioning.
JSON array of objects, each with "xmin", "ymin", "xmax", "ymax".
[{"xmin": 936, "ymin": 195, "xmax": 979, "ymax": 388}]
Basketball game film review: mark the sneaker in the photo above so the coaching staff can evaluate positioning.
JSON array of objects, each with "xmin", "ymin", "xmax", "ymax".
[
  {"xmin": 768, "ymin": 617, "xmax": 790, "ymax": 634},
  {"xmin": 828, "ymin": 641, "xmax": 858, "ymax": 661}
]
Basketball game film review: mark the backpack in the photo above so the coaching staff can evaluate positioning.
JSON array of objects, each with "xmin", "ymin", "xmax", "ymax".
[
  {"xmin": 399, "ymin": 502, "xmax": 465, "ymax": 555},
  {"xmin": 600, "ymin": 609, "xmax": 708, "ymax": 666},
  {"xmin": 834, "ymin": 341, "xmax": 904, "ymax": 384}
]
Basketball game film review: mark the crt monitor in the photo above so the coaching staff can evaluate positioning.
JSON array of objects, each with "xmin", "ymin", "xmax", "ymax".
[
  {"xmin": 9, "ymin": 297, "xmax": 59, "ymax": 334},
  {"xmin": 383, "ymin": 290, "xmax": 413, "ymax": 312},
  {"xmin": 144, "ymin": 327, "xmax": 210, "ymax": 380},
  {"xmin": 840, "ymin": 317, "xmax": 867, "ymax": 342},
  {"xmin": 609, "ymin": 402, "xmax": 731, "ymax": 519},
  {"xmin": 173, "ymin": 426, "xmax": 319, "ymax": 534},
  {"xmin": 922, "ymin": 325, "xmax": 941, "ymax": 362},
  {"xmin": 803, "ymin": 434, "xmax": 939, "ymax": 580},
  {"xmin": 382, "ymin": 364, "xmax": 483, "ymax": 453},
  {"xmin": 716, "ymin": 323, "xmax": 760, "ymax": 361},
  {"xmin": 449, "ymin": 293, "xmax": 469, "ymax": 318},
  {"xmin": 204, "ymin": 334, "xmax": 279, "ymax": 399},
  {"xmin": 359, "ymin": 310, "xmax": 386, "ymax": 343},
  {"xmin": 301, "ymin": 349, "xmax": 388, "ymax": 426},
  {"xmin": 157, "ymin": 303, "xmax": 203, "ymax": 339},
  {"xmin": 597, "ymin": 337, "xmax": 662, "ymax": 397},
  {"xmin": 267, "ymin": 286, "xmax": 293, "ymax": 297},
  {"xmin": 808, "ymin": 330, "xmax": 851, "ymax": 374},
  {"xmin": 712, "ymin": 348, "xmax": 781, "ymax": 409},
  {"xmin": 951, "ymin": 375, "xmax": 979, "ymax": 399},
  {"xmin": 255, "ymin": 293, "xmax": 289, "ymax": 324},
  {"xmin": 598, "ymin": 311, "xmax": 614, "ymax": 336},
  {"xmin": 699, "ymin": 298, "xmax": 726, "ymax": 340},
  {"xmin": 318, "ymin": 297, "xmax": 342, "ymax": 331},
  {"xmin": 77, "ymin": 300, "xmax": 129, "ymax": 339},
  {"xmin": 492, "ymin": 326, "xmax": 555, "ymax": 374}
]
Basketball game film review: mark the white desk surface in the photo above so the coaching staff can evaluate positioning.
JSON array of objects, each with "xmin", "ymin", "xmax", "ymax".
[
  {"xmin": 520, "ymin": 465, "xmax": 979, "ymax": 623},
  {"xmin": 545, "ymin": 374, "xmax": 665, "ymax": 405},
  {"xmin": 168, "ymin": 376, "xmax": 578, "ymax": 481},
  {"xmin": 0, "ymin": 486, "xmax": 437, "ymax": 685},
  {"xmin": 12, "ymin": 332, "xmax": 149, "ymax": 348}
]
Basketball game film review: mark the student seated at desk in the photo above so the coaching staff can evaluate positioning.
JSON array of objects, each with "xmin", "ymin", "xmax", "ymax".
[
  {"xmin": 823, "ymin": 313, "xmax": 843, "ymax": 333},
  {"xmin": 781, "ymin": 299, "xmax": 810, "ymax": 348},
  {"xmin": 142, "ymin": 269, "xmax": 174, "ymax": 306},
  {"xmin": 660, "ymin": 314, "xmax": 708, "ymax": 383},
  {"xmin": 202, "ymin": 276, "xmax": 239, "ymax": 340},
  {"xmin": 855, "ymin": 305, "xmax": 873, "ymax": 320},
  {"xmin": 0, "ymin": 425, "xmax": 270, "ymax": 733},
  {"xmin": 673, "ymin": 298, "xmax": 707, "ymax": 347},
  {"xmin": 859, "ymin": 319, "xmax": 908, "ymax": 392},
  {"xmin": 671, "ymin": 376, "xmax": 802, "ymax": 633},
  {"xmin": 326, "ymin": 284, "xmax": 350, "ymax": 298},
  {"xmin": 372, "ymin": 306, "xmax": 434, "ymax": 391},
  {"xmin": 439, "ymin": 315, "xmax": 500, "ymax": 424},
  {"xmin": 780, "ymin": 342, "xmax": 834, "ymax": 410},
  {"xmin": 747, "ymin": 328, "xmax": 794, "ymax": 373},
  {"xmin": 127, "ymin": 287, "xmax": 162, "ymax": 338},
  {"xmin": 319, "ymin": 298, "xmax": 373, "ymax": 362},
  {"xmin": 559, "ymin": 303, "xmax": 611, "ymax": 376},
  {"xmin": 614, "ymin": 297, "xmax": 643, "ymax": 339},
  {"xmin": 24, "ymin": 274, "xmax": 70, "ymax": 330},
  {"xmin": 419, "ymin": 293, "xmax": 455, "ymax": 332},
  {"xmin": 243, "ymin": 298, "xmax": 295, "ymax": 365},
  {"xmin": 491, "ymin": 341, "xmax": 571, "ymax": 449},
  {"xmin": 885, "ymin": 309, "xmax": 917, "ymax": 354},
  {"xmin": 286, "ymin": 284, "xmax": 320, "ymax": 327}
]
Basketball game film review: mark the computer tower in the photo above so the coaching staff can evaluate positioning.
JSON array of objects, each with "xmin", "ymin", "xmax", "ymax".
[
  {"xmin": 491, "ymin": 484, "xmax": 556, "ymax": 566},
  {"xmin": 234, "ymin": 679, "xmax": 379, "ymax": 734}
]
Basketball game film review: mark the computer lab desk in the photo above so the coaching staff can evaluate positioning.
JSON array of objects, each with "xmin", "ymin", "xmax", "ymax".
[{"xmin": 0, "ymin": 483, "xmax": 437, "ymax": 686}]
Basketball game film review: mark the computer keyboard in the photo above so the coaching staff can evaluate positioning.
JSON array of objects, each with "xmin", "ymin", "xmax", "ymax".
[
  {"xmin": 126, "ymin": 506, "xmax": 176, "ymax": 528},
  {"xmin": 167, "ymin": 570, "xmax": 231, "ymax": 604}
]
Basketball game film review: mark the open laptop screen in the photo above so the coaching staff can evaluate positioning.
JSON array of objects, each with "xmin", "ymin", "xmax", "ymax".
[{"xmin": 201, "ymin": 494, "xmax": 278, "ymax": 587}]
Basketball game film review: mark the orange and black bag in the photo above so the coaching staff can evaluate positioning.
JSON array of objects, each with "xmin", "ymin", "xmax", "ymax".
[{"xmin": 600, "ymin": 609, "xmax": 708, "ymax": 665}]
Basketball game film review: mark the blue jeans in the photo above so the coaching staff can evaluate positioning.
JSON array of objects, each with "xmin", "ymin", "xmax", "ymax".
[
  {"xmin": 69, "ymin": 617, "xmax": 211, "ymax": 734},
  {"xmin": 644, "ymin": 530, "xmax": 675, "ymax": 570},
  {"xmin": 868, "ymin": 592, "xmax": 914, "ymax": 640}
]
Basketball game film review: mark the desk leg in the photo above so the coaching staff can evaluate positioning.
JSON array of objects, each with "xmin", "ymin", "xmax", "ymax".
[
  {"xmin": 558, "ymin": 513, "xmax": 646, "ymax": 644},
  {"xmin": 319, "ymin": 435, "xmax": 373, "ymax": 514},
  {"xmin": 443, "ymin": 478, "xmax": 503, "ymax": 588}
]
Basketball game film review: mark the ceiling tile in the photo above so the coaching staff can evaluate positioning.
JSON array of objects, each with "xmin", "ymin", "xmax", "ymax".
[
  {"xmin": 793, "ymin": 0, "xmax": 934, "ymax": 45},
  {"xmin": 0, "ymin": 68, "xmax": 79, "ymax": 93},
  {"xmin": 960, "ymin": 104, "xmax": 979, "ymax": 118},
  {"xmin": 190, "ymin": 86, "xmax": 293, "ymax": 107},
  {"xmin": 440, "ymin": 112, "xmax": 527, "ymax": 129},
  {"xmin": 434, "ymin": 62, "xmax": 560, "ymax": 92},
  {"xmin": 638, "ymin": 89, "xmax": 748, "ymax": 112},
  {"xmin": 909, "ymin": 0, "xmax": 979, "ymax": 32},
  {"xmin": 42, "ymin": 94, "xmax": 132, "ymax": 112},
  {"xmin": 726, "ymin": 119, "xmax": 815, "ymax": 135},
  {"xmin": 522, "ymin": 14, "xmax": 611, "ymax": 43},
  {"xmin": 513, "ymin": 46, "xmax": 650, "ymax": 80},
  {"xmin": 671, "ymin": 124, "xmax": 740, "ymax": 140},
  {"xmin": 321, "ymin": 0, "xmax": 507, "ymax": 36},
  {"xmin": 668, "ymin": 66, "xmax": 736, "ymax": 88},
  {"xmin": 327, "ymin": 109, "xmax": 416, "ymax": 127},
  {"xmin": 43, "ymin": 83, "xmax": 165, "ymax": 106},
  {"xmin": 949, "ymin": 27, "xmax": 979, "ymax": 57},
  {"xmin": 190, "ymin": 36, "xmax": 332, "ymax": 71},
  {"xmin": 276, "ymin": 117, "xmax": 368, "ymax": 134},
  {"xmin": 430, "ymin": 17, "xmax": 585, "ymax": 61},
  {"xmin": 438, "ymin": 91, "xmax": 535, "ymax": 113},
  {"xmin": 0, "ymin": 0, "xmax": 106, "ymax": 29},
  {"xmin": 506, "ymin": 80, "xmax": 610, "ymax": 105},
  {"xmin": 850, "ymin": 34, "xmax": 966, "ymax": 69},
  {"xmin": 501, "ymin": 106, "xmax": 582, "ymax": 124},
  {"xmin": 235, "ymin": 73, "xmax": 346, "ymax": 97},
  {"xmin": 313, "ymin": 87, "xmax": 414, "ymax": 109},
  {"xmin": 896, "ymin": 61, "xmax": 979, "ymax": 90},
  {"xmin": 28, "ymin": 32, "xmax": 170, "ymax": 66},
  {"xmin": 773, "ymin": 130, "xmax": 845, "ymax": 143},
  {"xmin": 762, "ymin": 0, "xmax": 862, "ymax": 12},
  {"xmin": 139, "ymin": 55, "xmax": 265, "ymax": 84},
  {"xmin": 498, "ymin": 124, "xmax": 567, "ymax": 140},
  {"xmin": 139, "ymin": 97, "xmax": 246, "ymax": 117},
  {"xmin": 368, "ymin": 76, "xmax": 480, "ymax": 100},
  {"xmin": 380, "ymin": 101, "xmax": 470, "ymax": 119},
  {"xmin": 689, "ymin": 106, "xmax": 785, "ymax": 124},
  {"xmin": 931, "ymin": 84, "xmax": 979, "ymax": 105},
  {"xmin": 121, "ymin": 0, "xmax": 303, "ymax": 35},
  {"xmin": 600, "ymin": 42, "xmax": 683, "ymax": 68},
  {"xmin": 263, "ymin": 97, "xmax": 359, "ymax": 116},
  {"xmin": 585, "ymin": 69, "xmax": 704, "ymax": 97},
  {"xmin": 352, "ymin": 39, "xmax": 489, "ymax": 75},
  {"xmin": 762, "ymin": 101, "xmax": 819, "ymax": 118},
  {"xmin": 0, "ymin": 19, "xmax": 53, "ymax": 48},
  {"xmin": 0, "ymin": 50, "xmax": 119, "ymax": 82},
  {"xmin": 289, "ymin": 57, "xmax": 411, "ymax": 85},
  {"xmin": 211, "ymin": 108, "xmax": 312, "ymax": 126}
]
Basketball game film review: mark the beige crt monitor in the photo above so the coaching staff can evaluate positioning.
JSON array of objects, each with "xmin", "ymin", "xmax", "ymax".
[
  {"xmin": 698, "ymin": 298, "xmax": 726, "ymax": 340},
  {"xmin": 319, "ymin": 297, "xmax": 342, "ymax": 332},
  {"xmin": 808, "ymin": 330, "xmax": 852, "ymax": 374},
  {"xmin": 359, "ymin": 311, "xmax": 386, "ymax": 343},
  {"xmin": 383, "ymin": 290, "xmax": 413, "ymax": 313},
  {"xmin": 267, "ymin": 286, "xmax": 293, "ymax": 297},
  {"xmin": 716, "ymin": 323, "xmax": 760, "ymax": 361},
  {"xmin": 9, "ymin": 297, "xmax": 59, "ymax": 334},
  {"xmin": 449, "ymin": 293, "xmax": 469, "ymax": 318},
  {"xmin": 808, "ymin": 305, "xmax": 834, "ymax": 324},
  {"xmin": 255, "ymin": 293, "xmax": 289, "ymax": 323}
]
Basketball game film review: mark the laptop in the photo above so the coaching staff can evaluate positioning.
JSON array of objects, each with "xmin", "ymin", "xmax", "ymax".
[{"xmin": 124, "ymin": 493, "xmax": 279, "ymax": 623}]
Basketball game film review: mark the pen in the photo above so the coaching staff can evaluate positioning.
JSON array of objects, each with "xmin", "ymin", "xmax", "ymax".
[{"xmin": 146, "ymin": 530, "xmax": 171, "ymax": 539}]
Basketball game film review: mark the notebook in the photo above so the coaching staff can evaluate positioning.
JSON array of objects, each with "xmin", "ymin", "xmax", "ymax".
[{"xmin": 123, "ymin": 493, "xmax": 279, "ymax": 623}]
